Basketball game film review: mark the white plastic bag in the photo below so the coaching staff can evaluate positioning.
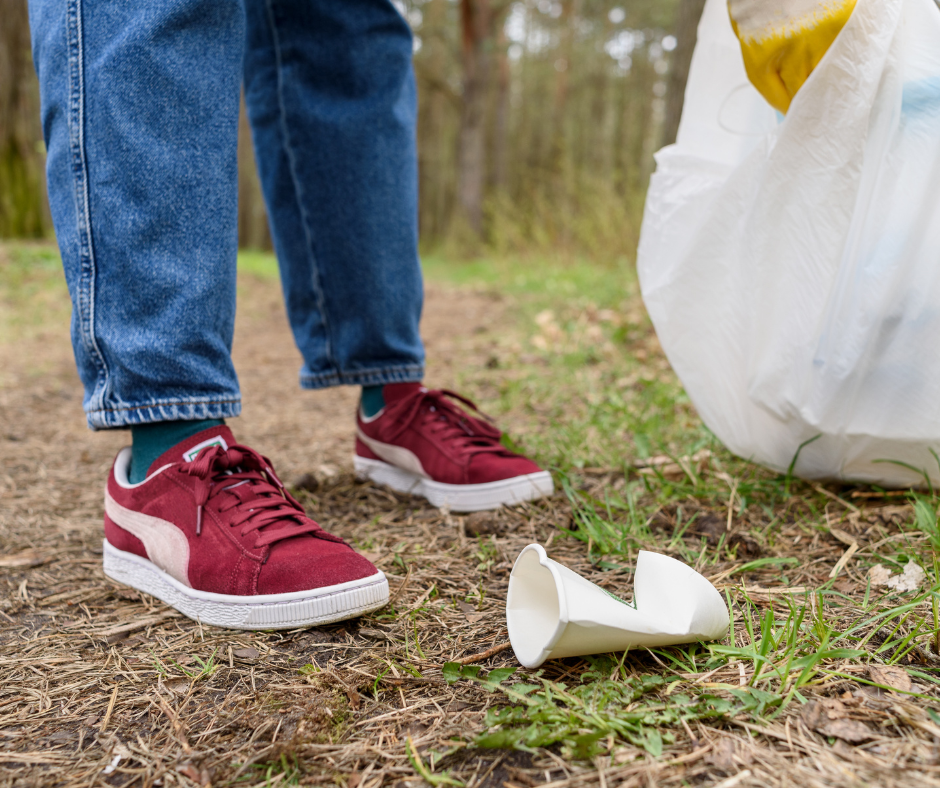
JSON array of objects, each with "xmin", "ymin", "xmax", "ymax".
[{"xmin": 637, "ymin": 0, "xmax": 940, "ymax": 487}]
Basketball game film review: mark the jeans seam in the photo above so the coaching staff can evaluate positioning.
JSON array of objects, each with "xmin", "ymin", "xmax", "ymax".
[
  {"xmin": 299, "ymin": 364, "xmax": 425, "ymax": 389},
  {"xmin": 264, "ymin": 0, "xmax": 336, "ymax": 370},
  {"xmin": 87, "ymin": 400, "xmax": 242, "ymax": 430},
  {"xmin": 87, "ymin": 397, "xmax": 243, "ymax": 415},
  {"xmin": 67, "ymin": 0, "xmax": 110, "ymax": 412}
]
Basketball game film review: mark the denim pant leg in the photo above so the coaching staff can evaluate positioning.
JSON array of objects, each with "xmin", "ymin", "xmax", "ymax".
[
  {"xmin": 28, "ymin": 0, "xmax": 245, "ymax": 429},
  {"xmin": 243, "ymin": 0, "xmax": 426, "ymax": 390}
]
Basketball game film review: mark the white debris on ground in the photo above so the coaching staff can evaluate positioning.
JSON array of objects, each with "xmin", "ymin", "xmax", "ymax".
[{"xmin": 867, "ymin": 562, "xmax": 925, "ymax": 593}]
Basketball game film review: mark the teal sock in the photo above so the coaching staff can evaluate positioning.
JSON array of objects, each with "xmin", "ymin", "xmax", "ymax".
[
  {"xmin": 129, "ymin": 419, "xmax": 224, "ymax": 483},
  {"xmin": 360, "ymin": 385, "xmax": 386, "ymax": 418}
]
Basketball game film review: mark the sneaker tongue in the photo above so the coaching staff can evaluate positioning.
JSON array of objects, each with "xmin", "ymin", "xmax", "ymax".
[
  {"xmin": 382, "ymin": 382, "xmax": 424, "ymax": 403},
  {"xmin": 148, "ymin": 426, "xmax": 238, "ymax": 474}
]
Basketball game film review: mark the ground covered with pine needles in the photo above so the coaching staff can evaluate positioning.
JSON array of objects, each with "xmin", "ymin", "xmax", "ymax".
[{"xmin": 3, "ymin": 244, "xmax": 940, "ymax": 788}]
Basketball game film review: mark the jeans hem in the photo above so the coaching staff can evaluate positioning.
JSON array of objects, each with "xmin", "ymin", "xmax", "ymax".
[
  {"xmin": 86, "ymin": 398, "xmax": 242, "ymax": 430},
  {"xmin": 299, "ymin": 365, "xmax": 425, "ymax": 391}
]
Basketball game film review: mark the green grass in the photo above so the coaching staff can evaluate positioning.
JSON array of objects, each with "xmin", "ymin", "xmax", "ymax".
[
  {"xmin": 438, "ymin": 578, "xmax": 940, "ymax": 764},
  {"xmin": 414, "ymin": 252, "xmax": 940, "ymax": 764},
  {"xmin": 0, "ymin": 242, "xmax": 70, "ymax": 343},
  {"xmin": 422, "ymin": 252, "xmax": 705, "ymax": 473},
  {"xmin": 236, "ymin": 249, "xmax": 281, "ymax": 280},
  {"xmin": 443, "ymin": 660, "xmax": 724, "ymax": 759}
]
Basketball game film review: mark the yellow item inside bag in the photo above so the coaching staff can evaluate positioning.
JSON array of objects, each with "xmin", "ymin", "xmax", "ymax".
[{"xmin": 728, "ymin": 0, "xmax": 857, "ymax": 112}]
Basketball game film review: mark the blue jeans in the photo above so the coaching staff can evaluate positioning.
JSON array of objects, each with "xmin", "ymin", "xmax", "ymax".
[{"xmin": 29, "ymin": 0, "xmax": 425, "ymax": 429}]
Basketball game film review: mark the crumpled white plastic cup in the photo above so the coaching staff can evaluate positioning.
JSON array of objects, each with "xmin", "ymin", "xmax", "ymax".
[{"xmin": 506, "ymin": 544, "xmax": 730, "ymax": 668}]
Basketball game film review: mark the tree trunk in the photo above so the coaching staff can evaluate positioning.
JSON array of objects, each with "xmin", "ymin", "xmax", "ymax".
[
  {"xmin": 0, "ymin": 0, "xmax": 48, "ymax": 238},
  {"xmin": 237, "ymin": 99, "xmax": 272, "ymax": 250},
  {"xmin": 456, "ymin": 0, "xmax": 492, "ymax": 234},
  {"xmin": 418, "ymin": 0, "xmax": 452, "ymax": 242},
  {"xmin": 551, "ymin": 0, "xmax": 579, "ymax": 158},
  {"xmin": 491, "ymin": 22, "xmax": 510, "ymax": 193},
  {"xmin": 662, "ymin": 0, "xmax": 707, "ymax": 147}
]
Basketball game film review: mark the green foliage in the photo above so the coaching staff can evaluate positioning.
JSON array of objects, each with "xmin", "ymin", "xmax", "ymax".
[
  {"xmin": 239, "ymin": 754, "xmax": 302, "ymax": 786},
  {"xmin": 0, "ymin": 4, "xmax": 49, "ymax": 240},
  {"xmin": 558, "ymin": 474, "xmax": 651, "ymax": 559},
  {"xmin": 711, "ymin": 596, "xmax": 866, "ymax": 710},
  {"xmin": 408, "ymin": 0, "xmax": 683, "ymax": 255},
  {"xmin": 172, "ymin": 648, "xmax": 220, "ymax": 682},
  {"xmin": 444, "ymin": 583, "xmax": 940, "ymax": 763},
  {"xmin": 2, "ymin": 0, "xmax": 689, "ymax": 257},
  {"xmin": 911, "ymin": 491, "xmax": 940, "ymax": 554},
  {"xmin": 0, "ymin": 144, "xmax": 47, "ymax": 239},
  {"xmin": 444, "ymin": 657, "xmax": 733, "ymax": 760},
  {"xmin": 442, "ymin": 662, "xmax": 518, "ymax": 690},
  {"xmin": 406, "ymin": 737, "xmax": 465, "ymax": 787},
  {"xmin": 484, "ymin": 177, "xmax": 647, "ymax": 261},
  {"xmin": 422, "ymin": 252, "xmax": 713, "ymax": 473}
]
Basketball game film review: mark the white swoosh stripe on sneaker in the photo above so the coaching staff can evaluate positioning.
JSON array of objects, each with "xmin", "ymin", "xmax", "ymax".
[
  {"xmin": 356, "ymin": 428, "xmax": 429, "ymax": 479},
  {"xmin": 104, "ymin": 489, "xmax": 192, "ymax": 588}
]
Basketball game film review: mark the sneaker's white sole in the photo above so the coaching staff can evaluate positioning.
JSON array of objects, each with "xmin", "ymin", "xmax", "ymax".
[
  {"xmin": 354, "ymin": 455, "xmax": 553, "ymax": 512},
  {"xmin": 102, "ymin": 540, "xmax": 389, "ymax": 631}
]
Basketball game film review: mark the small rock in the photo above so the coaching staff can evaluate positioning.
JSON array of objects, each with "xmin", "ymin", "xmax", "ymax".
[
  {"xmin": 728, "ymin": 532, "xmax": 761, "ymax": 559},
  {"xmin": 464, "ymin": 512, "xmax": 505, "ymax": 537},
  {"xmin": 232, "ymin": 647, "xmax": 260, "ymax": 660},
  {"xmin": 317, "ymin": 463, "xmax": 339, "ymax": 479},
  {"xmin": 686, "ymin": 514, "xmax": 724, "ymax": 544},
  {"xmin": 293, "ymin": 473, "xmax": 319, "ymax": 493}
]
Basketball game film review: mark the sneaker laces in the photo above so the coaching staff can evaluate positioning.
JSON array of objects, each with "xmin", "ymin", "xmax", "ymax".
[
  {"xmin": 180, "ymin": 444, "xmax": 341, "ymax": 548},
  {"xmin": 383, "ymin": 388, "xmax": 510, "ymax": 457}
]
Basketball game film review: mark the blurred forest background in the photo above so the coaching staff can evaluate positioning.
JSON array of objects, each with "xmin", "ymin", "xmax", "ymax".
[{"xmin": 1, "ymin": 0, "xmax": 705, "ymax": 259}]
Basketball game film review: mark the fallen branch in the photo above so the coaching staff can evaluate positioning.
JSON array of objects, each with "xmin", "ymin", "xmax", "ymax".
[{"xmin": 454, "ymin": 641, "xmax": 513, "ymax": 665}]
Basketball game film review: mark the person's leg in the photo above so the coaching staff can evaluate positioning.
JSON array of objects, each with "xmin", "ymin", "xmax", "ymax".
[
  {"xmin": 27, "ymin": 0, "xmax": 387, "ymax": 626},
  {"xmin": 242, "ymin": 0, "xmax": 425, "ymax": 392},
  {"xmin": 29, "ymin": 0, "xmax": 244, "ymax": 431},
  {"xmin": 242, "ymin": 0, "xmax": 552, "ymax": 511}
]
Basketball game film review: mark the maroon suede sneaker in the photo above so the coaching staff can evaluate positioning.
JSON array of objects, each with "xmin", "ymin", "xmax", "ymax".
[
  {"xmin": 102, "ymin": 426, "xmax": 388, "ymax": 630},
  {"xmin": 354, "ymin": 383, "xmax": 553, "ymax": 512}
]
